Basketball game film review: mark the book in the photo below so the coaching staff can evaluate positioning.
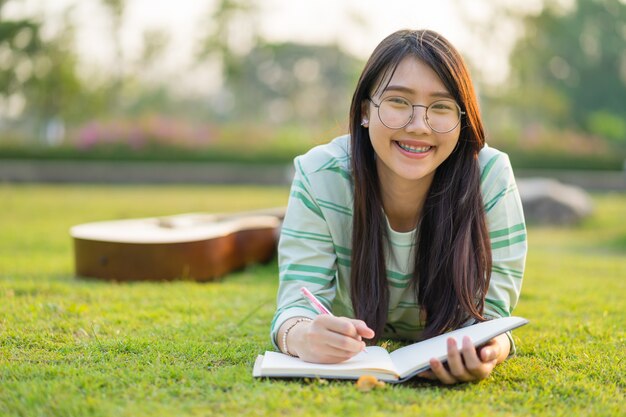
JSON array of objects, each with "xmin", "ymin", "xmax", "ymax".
[{"xmin": 253, "ymin": 316, "xmax": 528, "ymax": 383}]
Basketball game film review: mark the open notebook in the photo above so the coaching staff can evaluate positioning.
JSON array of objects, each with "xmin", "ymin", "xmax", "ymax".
[{"xmin": 253, "ymin": 316, "xmax": 528, "ymax": 383}]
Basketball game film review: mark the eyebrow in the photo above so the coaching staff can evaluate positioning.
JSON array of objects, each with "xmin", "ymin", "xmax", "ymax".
[{"xmin": 383, "ymin": 85, "xmax": 454, "ymax": 99}]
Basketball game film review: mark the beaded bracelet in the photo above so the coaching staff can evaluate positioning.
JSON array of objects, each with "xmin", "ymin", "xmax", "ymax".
[{"xmin": 281, "ymin": 317, "xmax": 312, "ymax": 357}]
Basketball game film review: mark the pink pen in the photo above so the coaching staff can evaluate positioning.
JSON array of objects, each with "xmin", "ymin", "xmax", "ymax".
[
  {"xmin": 300, "ymin": 287, "xmax": 367, "ymax": 353},
  {"xmin": 300, "ymin": 287, "xmax": 333, "ymax": 316}
]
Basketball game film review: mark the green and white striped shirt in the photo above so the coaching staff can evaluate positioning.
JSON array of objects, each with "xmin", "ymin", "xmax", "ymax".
[{"xmin": 271, "ymin": 134, "xmax": 526, "ymax": 349}]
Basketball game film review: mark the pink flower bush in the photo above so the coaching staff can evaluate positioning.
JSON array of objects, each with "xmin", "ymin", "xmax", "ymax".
[{"xmin": 72, "ymin": 115, "xmax": 218, "ymax": 151}]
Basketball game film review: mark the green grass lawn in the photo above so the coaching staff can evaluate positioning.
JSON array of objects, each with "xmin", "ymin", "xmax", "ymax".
[{"xmin": 1, "ymin": 184, "xmax": 624, "ymax": 417}]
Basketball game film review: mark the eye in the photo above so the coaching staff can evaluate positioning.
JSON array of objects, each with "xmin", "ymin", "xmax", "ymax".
[
  {"xmin": 431, "ymin": 101, "xmax": 453, "ymax": 110},
  {"xmin": 384, "ymin": 96, "xmax": 410, "ymax": 107},
  {"xmin": 429, "ymin": 100, "xmax": 457, "ymax": 113}
]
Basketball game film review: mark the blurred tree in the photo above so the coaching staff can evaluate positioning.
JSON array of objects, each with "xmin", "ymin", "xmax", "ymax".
[
  {"xmin": 121, "ymin": 28, "xmax": 174, "ymax": 116},
  {"xmin": 23, "ymin": 10, "xmax": 110, "ymax": 126},
  {"xmin": 196, "ymin": 0, "xmax": 362, "ymax": 126},
  {"xmin": 138, "ymin": 28, "xmax": 170, "ymax": 70},
  {"xmin": 219, "ymin": 41, "xmax": 362, "ymax": 126},
  {"xmin": 0, "ymin": 0, "xmax": 43, "ymax": 118},
  {"xmin": 100, "ymin": 0, "xmax": 126, "ymax": 109},
  {"xmin": 197, "ymin": 0, "xmax": 259, "ymax": 85},
  {"xmin": 505, "ymin": 0, "xmax": 626, "ymax": 141},
  {"xmin": 0, "ymin": 1, "xmax": 98, "ymax": 144}
]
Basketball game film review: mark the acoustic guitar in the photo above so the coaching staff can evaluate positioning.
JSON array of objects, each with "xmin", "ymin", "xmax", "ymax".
[{"xmin": 70, "ymin": 208, "xmax": 285, "ymax": 282}]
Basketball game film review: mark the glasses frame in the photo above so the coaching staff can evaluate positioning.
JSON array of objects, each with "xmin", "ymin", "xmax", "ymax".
[{"xmin": 368, "ymin": 96, "xmax": 466, "ymax": 133}]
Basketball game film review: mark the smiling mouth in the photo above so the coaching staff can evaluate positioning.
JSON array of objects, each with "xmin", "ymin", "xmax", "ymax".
[{"xmin": 395, "ymin": 141, "xmax": 432, "ymax": 154}]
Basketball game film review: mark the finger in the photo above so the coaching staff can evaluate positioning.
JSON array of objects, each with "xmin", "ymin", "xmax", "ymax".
[
  {"xmin": 307, "ymin": 318, "xmax": 361, "ymax": 352},
  {"xmin": 324, "ymin": 330, "xmax": 367, "ymax": 354},
  {"xmin": 462, "ymin": 336, "xmax": 482, "ymax": 367},
  {"xmin": 303, "ymin": 330, "xmax": 364, "ymax": 362},
  {"xmin": 461, "ymin": 336, "xmax": 490, "ymax": 379},
  {"xmin": 349, "ymin": 319, "xmax": 375, "ymax": 339},
  {"xmin": 429, "ymin": 358, "xmax": 457, "ymax": 385},
  {"xmin": 320, "ymin": 316, "xmax": 360, "ymax": 338},
  {"xmin": 445, "ymin": 337, "xmax": 474, "ymax": 382},
  {"xmin": 464, "ymin": 337, "xmax": 500, "ymax": 380},
  {"xmin": 479, "ymin": 338, "xmax": 501, "ymax": 363},
  {"xmin": 311, "ymin": 317, "xmax": 365, "ymax": 348},
  {"xmin": 320, "ymin": 344, "xmax": 361, "ymax": 361},
  {"xmin": 307, "ymin": 348, "xmax": 357, "ymax": 364}
]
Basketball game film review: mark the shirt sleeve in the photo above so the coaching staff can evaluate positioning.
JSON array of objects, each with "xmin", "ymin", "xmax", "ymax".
[
  {"xmin": 270, "ymin": 157, "xmax": 339, "ymax": 350},
  {"xmin": 481, "ymin": 152, "xmax": 527, "ymax": 354}
]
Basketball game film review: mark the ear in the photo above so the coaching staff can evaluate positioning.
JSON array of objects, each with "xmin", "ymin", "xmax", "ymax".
[{"xmin": 360, "ymin": 100, "xmax": 370, "ymax": 128}]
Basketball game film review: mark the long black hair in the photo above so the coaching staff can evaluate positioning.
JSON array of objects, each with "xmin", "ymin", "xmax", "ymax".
[{"xmin": 349, "ymin": 29, "xmax": 492, "ymax": 342}]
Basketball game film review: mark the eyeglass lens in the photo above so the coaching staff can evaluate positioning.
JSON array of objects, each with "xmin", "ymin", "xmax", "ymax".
[{"xmin": 378, "ymin": 97, "xmax": 461, "ymax": 132}]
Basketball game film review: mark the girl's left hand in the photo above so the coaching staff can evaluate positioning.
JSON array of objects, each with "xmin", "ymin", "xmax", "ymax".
[{"xmin": 418, "ymin": 333, "xmax": 510, "ymax": 384}]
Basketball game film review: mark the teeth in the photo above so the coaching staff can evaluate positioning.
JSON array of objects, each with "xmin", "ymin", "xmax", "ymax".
[{"xmin": 397, "ymin": 142, "xmax": 431, "ymax": 153}]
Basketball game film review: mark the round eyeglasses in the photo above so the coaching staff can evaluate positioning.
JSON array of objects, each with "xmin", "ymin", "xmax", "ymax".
[{"xmin": 368, "ymin": 96, "xmax": 465, "ymax": 133}]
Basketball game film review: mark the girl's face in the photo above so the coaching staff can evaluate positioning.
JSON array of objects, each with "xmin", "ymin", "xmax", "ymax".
[{"xmin": 364, "ymin": 56, "xmax": 461, "ymax": 187}]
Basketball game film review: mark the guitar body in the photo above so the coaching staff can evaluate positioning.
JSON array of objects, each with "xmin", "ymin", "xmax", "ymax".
[{"xmin": 71, "ymin": 210, "xmax": 284, "ymax": 282}]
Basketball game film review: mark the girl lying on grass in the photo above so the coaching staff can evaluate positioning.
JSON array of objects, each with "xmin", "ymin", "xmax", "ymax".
[{"xmin": 271, "ymin": 29, "xmax": 527, "ymax": 384}]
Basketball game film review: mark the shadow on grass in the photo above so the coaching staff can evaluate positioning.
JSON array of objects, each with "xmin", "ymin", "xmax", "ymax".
[{"xmin": 261, "ymin": 375, "xmax": 457, "ymax": 390}]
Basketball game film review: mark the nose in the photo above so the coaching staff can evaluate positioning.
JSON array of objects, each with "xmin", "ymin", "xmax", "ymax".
[{"xmin": 404, "ymin": 105, "xmax": 431, "ymax": 134}]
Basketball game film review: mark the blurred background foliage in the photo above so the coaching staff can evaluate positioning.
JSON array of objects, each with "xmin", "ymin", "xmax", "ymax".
[
  {"xmin": 478, "ymin": 0, "xmax": 626, "ymax": 169},
  {"xmin": 0, "ymin": 0, "xmax": 625, "ymax": 169}
]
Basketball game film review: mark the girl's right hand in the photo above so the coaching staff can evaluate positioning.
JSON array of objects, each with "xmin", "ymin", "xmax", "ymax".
[{"xmin": 288, "ymin": 315, "xmax": 375, "ymax": 363}]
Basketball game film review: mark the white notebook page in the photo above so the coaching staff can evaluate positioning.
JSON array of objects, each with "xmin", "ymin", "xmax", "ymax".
[{"xmin": 261, "ymin": 346, "xmax": 397, "ymax": 375}]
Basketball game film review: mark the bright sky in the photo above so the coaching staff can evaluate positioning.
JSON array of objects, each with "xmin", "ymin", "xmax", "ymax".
[{"xmin": 6, "ymin": 0, "xmax": 536, "ymax": 92}]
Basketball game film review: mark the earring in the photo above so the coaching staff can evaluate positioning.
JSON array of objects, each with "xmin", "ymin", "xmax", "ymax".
[{"xmin": 361, "ymin": 118, "xmax": 369, "ymax": 127}]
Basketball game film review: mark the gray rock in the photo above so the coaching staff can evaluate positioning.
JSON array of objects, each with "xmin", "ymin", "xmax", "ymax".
[{"xmin": 516, "ymin": 178, "xmax": 593, "ymax": 225}]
